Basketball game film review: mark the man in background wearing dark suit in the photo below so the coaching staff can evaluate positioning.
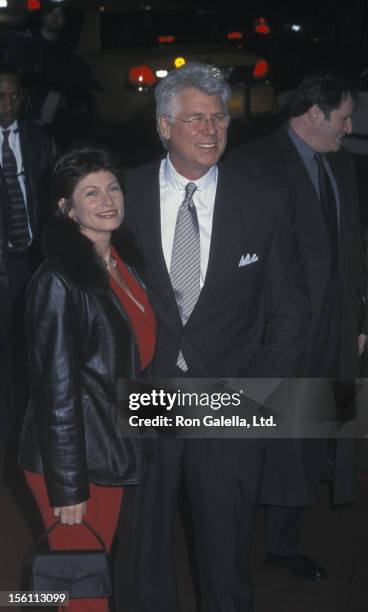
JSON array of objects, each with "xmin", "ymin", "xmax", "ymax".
[
  {"xmin": 0, "ymin": 64, "xmax": 54, "ymax": 441},
  {"xmin": 115, "ymin": 62, "xmax": 309, "ymax": 612},
  {"xmin": 227, "ymin": 72, "xmax": 366, "ymax": 582}
]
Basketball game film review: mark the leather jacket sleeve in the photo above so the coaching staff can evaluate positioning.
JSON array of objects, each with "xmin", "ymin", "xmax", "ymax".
[{"xmin": 26, "ymin": 266, "xmax": 90, "ymax": 507}]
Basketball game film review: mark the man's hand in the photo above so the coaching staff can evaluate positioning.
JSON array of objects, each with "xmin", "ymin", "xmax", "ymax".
[
  {"xmin": 358, "ymin": 334, "xmax": 368, "ymax": 356},
  {"xmin": 53, "ymin": 501, "xmax": 86, "ymax": 525}
]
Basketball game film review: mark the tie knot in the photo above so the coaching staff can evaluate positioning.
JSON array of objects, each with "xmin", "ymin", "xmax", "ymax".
[{"xmin": 184, "ymin": 182, "xmax": 197, "ymax": 206}]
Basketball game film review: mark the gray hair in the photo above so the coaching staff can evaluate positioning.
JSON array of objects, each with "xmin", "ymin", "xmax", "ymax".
[{"xmin": 154, "ymin": 62, "xmax": 231, "ymax": 148}]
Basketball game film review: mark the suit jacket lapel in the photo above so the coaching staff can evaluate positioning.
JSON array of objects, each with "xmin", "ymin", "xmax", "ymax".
[
  {"xmin": 18, "ymin": 125, "xmax": 38, "ymax": 233},
  {"xmin": 278, "ymin": 126, "xmax": 330, "ymax": 253},
  {"xmin": 327, "ymin": 152, "xmax": 351, "ymax": 267},
  {"xmin": 141, "ymin": 162, "xmax": 181, "ymax": 316},
  {"xmin": 187, "ymin": 166, "xmax": 243, "ymax": 322},
  {"xmin": 142, "ymin": 162, "xmax": 239, "ymax": 325},
  {"xmin": 201, "ymin": 166, "xmax": 238, "ymax": 288},
  {"xmin": 277, "ymin": 127, "xmax": 334, "ymax": 322},
  {"xmin": 144, "ymin": 163, "xmax": 239, "ymax": 325}
]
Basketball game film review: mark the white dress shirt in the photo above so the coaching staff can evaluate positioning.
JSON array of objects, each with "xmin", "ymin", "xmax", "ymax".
[
  {"xmin": 159, "ymin": 155, "xmax": 218, "ymax": 288},
  {"xmin": 0, "ymin": 120, "xmax": 32, "ymax": 245}
]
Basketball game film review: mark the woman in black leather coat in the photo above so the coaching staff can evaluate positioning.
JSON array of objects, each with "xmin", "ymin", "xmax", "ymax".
[{"xmin": 18, "ymin": 144, "xmax": 155, "ymax": 612}]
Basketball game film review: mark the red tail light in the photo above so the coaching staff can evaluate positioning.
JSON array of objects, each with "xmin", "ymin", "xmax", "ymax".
[
  {"xmin": 128, "ymin": 65, "xmax": 157, "ymax": 86},
  {"xmin": 253, "ymin": 59, "xmax": 269, "ymax": 79},
  {"xmin": 27, "ymin": 0, "xmax": 41, "ymax": 9},
  {"xmin": 158, "ymin": 35, "xmax": 175, "ymax": 43},
  {"xmin": 227, "ymin": 31, "xmax": 243, "ymax": 40},
  {"xmin": 254, "ymin": 17, "xmax": 271, "ymax": 35}
]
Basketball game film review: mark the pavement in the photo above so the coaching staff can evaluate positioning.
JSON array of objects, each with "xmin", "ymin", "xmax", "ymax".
[{"xmin": 1, "ymin": 440, "xmax": 368, "ymax": 612}]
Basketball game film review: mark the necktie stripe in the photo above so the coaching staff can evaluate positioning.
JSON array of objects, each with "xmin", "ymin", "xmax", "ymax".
[
  {"xmin": 170, "ymin": 182, "xmax": 200, "ymax": 371},
  {"xmin": 171, "ymin": 251, "xmax": 196, "ymax": 271}
]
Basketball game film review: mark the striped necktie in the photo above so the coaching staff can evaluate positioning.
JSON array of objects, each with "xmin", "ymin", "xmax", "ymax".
[
  {"xmin": 2, "ymin": 129, "xmax": 30, "ymax": 251},
  {"xmin": 170, "ymin": 182, "xmax": 200, "ymax": 371}
]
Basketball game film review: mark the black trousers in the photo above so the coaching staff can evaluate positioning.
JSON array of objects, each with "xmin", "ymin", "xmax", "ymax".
[{"xmin": 115, "ymin": 436, "xmax": 265, "ymax": 612}]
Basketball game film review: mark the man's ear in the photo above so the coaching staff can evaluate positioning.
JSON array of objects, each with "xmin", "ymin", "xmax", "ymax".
[
  {"xmin": 308, "ymin": 104, "xmax": 324, "ymax": 127},
  {"xmin": 159, "ymin": 115, "xmax": 171, "ymax": 141}
]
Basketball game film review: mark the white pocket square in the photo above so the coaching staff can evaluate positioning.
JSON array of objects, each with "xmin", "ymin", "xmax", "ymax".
[{"xmin": 238, "ymin": 253, "xmax": 259, "ymax": 267}]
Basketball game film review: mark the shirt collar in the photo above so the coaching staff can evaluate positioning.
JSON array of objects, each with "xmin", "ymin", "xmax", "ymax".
[
  {"xmin": 0, "ymin": 120, "xmax": 18, "ymax": 135},
  {"xmin": 287, "ymin": 122, "xmax": 317, "ymax": 164},
  {"xmin": 165, "ymin": 154, "xmax": 217, "ymax": 192}
]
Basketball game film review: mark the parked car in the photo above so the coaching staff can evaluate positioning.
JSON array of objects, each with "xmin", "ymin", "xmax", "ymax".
[{"xmin": 76, "ymin": 4, "xmax": 276, "ymax": 130}]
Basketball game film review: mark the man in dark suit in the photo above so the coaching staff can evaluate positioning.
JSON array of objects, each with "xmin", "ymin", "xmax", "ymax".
[
  {"xmin": 226, "ymin": 71, "xmax": 366, "ymax": 582},
  {"xmin": 116, "ymin": 62, "xmax": 309, "ymax": 612},
  {"xmin": 0, "ymin": 64, "xmax": 54, "ymax": 441}
]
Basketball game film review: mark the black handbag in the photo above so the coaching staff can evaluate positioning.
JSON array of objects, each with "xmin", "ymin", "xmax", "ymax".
[{"xmin": 27, "ymin": 520, "xmax": 112, "ymax": 599}]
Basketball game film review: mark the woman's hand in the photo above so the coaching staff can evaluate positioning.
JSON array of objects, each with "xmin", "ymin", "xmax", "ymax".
[{"xmin": 53, "ymin": 501, "xmax": 86, "ymax": 525}]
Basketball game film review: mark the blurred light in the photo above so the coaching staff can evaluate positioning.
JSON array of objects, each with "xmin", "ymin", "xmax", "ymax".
[
  {"xmin": 0, "ymin": 0, "xmax": 7, "ymax": 7},
  {"xmin": 158, "ymin": 35, "xmax": 175, "ymax": 43},
  {"xmin": 254, "ymin": 17, "xmax": 270, "ymax": 35},
  {"xmin": 138, "ymin": 87, "xmax": 143, "ymax": 92},
  {"xmin": 174, "ymin": 57, "xmax": 186, "ymax": 68},
  {"xmin": 227, "ymin": 31, "xmax": 243, "ymax": 40},
  {"xmin": 291, "ymin": 24, "xmax": 301, "ymax": 32},
  {"xmin": 100, "ymin": 5, "xmax": 105, "ymax": 11},
  {"xmin": 129, "ymin": 65, "xmax": 156, "ymax": 86},
  {"xmin": 156, "ymin": 70, "xmax": 168, "ymax": 78},
  {"xmin": 253, "ymin": 59, "xmax": 269, "ymax": 78},
  {"xmin": 27, "ymin": 0, "xmax": 41, "ymax": 9}
]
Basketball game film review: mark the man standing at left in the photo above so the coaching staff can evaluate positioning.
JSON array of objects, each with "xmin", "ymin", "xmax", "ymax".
[{"xmin": 0, "ymin": 64, "xmax": 54, "ymax": 441}]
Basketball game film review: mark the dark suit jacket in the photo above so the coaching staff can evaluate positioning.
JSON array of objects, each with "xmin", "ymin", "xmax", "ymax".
[
  {"xmin": 9, "ymin": 121, "xmax": 54, "ymax": 240},
  {"xmin": 226, "ymin": 124, "xmax": 362, "ymax": 378},
  {"xmin": 123, "ymin": 159, "xmax": 309, "ymax": 380},
  {"xmin": 0, "ymin": 120, "xmax": 54, "ymax": 356},
  {"xmin": 226, "ymin": 125, "xmax": 363, "ymax": 505}
]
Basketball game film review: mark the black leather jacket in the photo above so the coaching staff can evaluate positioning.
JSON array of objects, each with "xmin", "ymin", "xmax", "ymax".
[{"xmin": 18, "ymin": 217, "xmax": 146, "ymax": 507}]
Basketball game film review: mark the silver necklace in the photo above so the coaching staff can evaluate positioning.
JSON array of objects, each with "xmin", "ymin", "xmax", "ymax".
[{"xmin": 104, "ymin": 256, "xmax": 118, "ymax": 269}]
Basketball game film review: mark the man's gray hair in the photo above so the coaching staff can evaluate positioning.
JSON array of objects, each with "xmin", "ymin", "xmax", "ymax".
[{"xmin": 154, "ymin": 62, "xmax": 231, "ymax": 147}]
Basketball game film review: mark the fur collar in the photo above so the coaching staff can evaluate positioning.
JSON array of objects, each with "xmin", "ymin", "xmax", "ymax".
[
  {"xmin": 42, "ymin": 217, "xmax": 142, "ymax": 289},
  {"xmin": 42, "ymin": 217, "xmax": 108, "ymax": 288}
]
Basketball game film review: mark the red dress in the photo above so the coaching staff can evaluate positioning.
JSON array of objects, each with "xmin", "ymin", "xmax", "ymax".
[
  {"xmin": 109, "ymin": 246, "xmax": 155, "ymax": 370},
  {"xmin": 25, "ymin": 252, "xmax": 156, "ymax": 612}
]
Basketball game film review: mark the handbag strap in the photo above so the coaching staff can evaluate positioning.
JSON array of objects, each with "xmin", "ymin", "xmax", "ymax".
[{"xmin": 31, "ymin": 520, "xmax": 108, "ymax": 553}]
